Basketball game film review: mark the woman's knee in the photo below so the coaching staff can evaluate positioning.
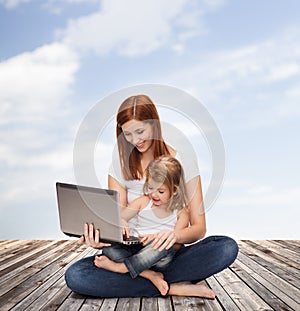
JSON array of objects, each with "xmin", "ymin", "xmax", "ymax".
[
  {"xmin": 218, "ymin": 236, "xmax": 239, "ymax": 266},
  {"xmin": 65, "ymin": 261, "xmax": 83, "ymax": 291},
  {"xmin": 64, "ymin": 256, "xmax": 95, "ymax": 293}
]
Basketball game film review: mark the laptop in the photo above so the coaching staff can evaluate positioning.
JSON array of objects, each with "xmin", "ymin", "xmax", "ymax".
[{"xmin": 56, "ymin": 182, "xmax": 141, "ymax": 245}]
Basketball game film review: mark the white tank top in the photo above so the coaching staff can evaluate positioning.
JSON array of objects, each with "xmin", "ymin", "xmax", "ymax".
[{"xmin": 135, "ymin": 200, "xmax": 177, "ymax": 236}]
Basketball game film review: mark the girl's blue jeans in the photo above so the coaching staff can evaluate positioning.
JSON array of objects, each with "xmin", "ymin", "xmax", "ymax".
[
  {"xmin": 65, "ymin": 235, "xmax": 238, "ymax": 298},
  {"xmin": 102, "ymin": 241, "xmax": 176, "ymax": 278}
]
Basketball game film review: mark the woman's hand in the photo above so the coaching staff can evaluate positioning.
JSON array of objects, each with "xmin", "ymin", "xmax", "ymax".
[
  {"xmin": 141, "ymin": 230, "xmax": 178, "ymax": 251},
  {"xmin": 79, "ymin": 223, "xmax": 111, "ymax": 249},
  {"xmin": 139, "ymin": 233, "xmax": 157, "ymax": 246}
]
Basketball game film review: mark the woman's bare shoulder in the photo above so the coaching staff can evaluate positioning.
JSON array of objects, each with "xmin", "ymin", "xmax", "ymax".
[{"xmin": 166, "ymin": 144, "xmax": 177, "ymax": 157}]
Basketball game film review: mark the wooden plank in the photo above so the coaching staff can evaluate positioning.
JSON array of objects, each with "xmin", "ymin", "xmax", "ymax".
[
  {"xmin": 268, "ymin": 240, "xmax": 300, "ymax": 258},
  {"xmin": 254, "ymin": 240, "xmax": 300, "ymax": 265},
  {"xmin": 206, "ymin": 276, "xmax": 240, "ymax": 311},
  {"xmin": 30, "ymin": 247, "xmax": 97, "ymax": 311},
  {"xmin": 200, "ymin": 296, "xmax": 223, "ymax": 311},
  {"xmin": 231, "ymin": 259, "xmax": 294, "ymax": 311},
  {"xmin": 243, "ymin": 240, "xmax": 300, "ymax": 270},
  {"xmin": 98, "ymin": 298, "xmax": 118, "ymax": 311},
  {"xmin": 0, "ymin": 240, "xmax": 16, "ymax": 247},
  {"xmin": 193, "ymin": 281, "xmax": 223, "ymax": 311},
  {"xmin": 79, "ymin": 297, "xmax": 104, "ymax": 311},
  {"xmin": 0, "ymin": 241, "xmax": 75, "ymax": 297},
  {"xmin": 0, "ymin": 242, "xmax": 90, "ymax": 310},
  {"xmin": 273, "ymin": 240, "xmax": 300, "ymax": 253},
  {"xmin": 238, "ymin": 240, "xmax": 300, "ymax": 288},
  {"xmin": 239, "ymin": 240, "xmax": 300, "ymax": 279},
  {"xmin": 0, "ymin": 240, "xmax": 62, "ymax": 274},
  {"xmin": 172, "ymin": 296, "xmax": 207, "ymax": 311},
  {"xmin": 0, "ymin": 240, "xmax": 299, "ymax": 311},
  {"xmin": 288, "ymin": 240, "xmax": 300, "ymax": 246},
  {"xmin": 0, "ymin": 240, "xmax": 47, "ymax": 265},
  {"xmin": 157, "ymin": 297, "xmax": 173, "ymax": 311},
  {"xmin": 117, "ymin": 297, "xmax": 141, "ymax": 311},
  {"xmin": 0, "ymin": 240, "xmax": 71, "ymax": 287},
  {"xmin": 35, "ymin": 281, "xmax": 73, "ymax": 311},
  {"xmin": 56, "ymin": 292, "xmax": 85, "ymax": 311},
  {"xmin": 0, "ymin": 240, "xmax": 20, "ymax": 251},
  {"xmin": 265, "ymin": 240, "xmax": 300, "ymax": 260},
  {"xmin": 214, "ymin": 266, "xmax": 273, "ymax": 311},
  {"xmin": 23, "ymin": 276, "xmax": 67, "ymax": 311},
  {"xmin": 237, "ymin": 252, "xmax": 300, "ymax": 310}
]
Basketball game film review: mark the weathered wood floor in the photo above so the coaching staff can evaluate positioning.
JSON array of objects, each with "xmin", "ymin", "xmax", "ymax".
[{"xmin": 0, "ymin": 240, "xmax": 299, "ymax": 310}]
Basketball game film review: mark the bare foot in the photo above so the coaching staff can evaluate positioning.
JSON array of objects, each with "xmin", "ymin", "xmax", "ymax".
[
  {"xmin": 141, "ymin": 270, "xmax": 169, "ymax": 296},
  {"xmin": 169, "ymin": 281, "xmax": 215, "ymax": 299},
  {"xmin": 94, "ymin": 255, "xmax": 128, "ymax": 274}
]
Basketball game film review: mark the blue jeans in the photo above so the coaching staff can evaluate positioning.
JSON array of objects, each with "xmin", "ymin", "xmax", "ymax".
[
  {"xmin": 65, "ymin": 235, "xmax": 238, "ymax": 298},
  {"xmin": 102, "ymin": 242, "xmax": 176, "ymax": 278}
]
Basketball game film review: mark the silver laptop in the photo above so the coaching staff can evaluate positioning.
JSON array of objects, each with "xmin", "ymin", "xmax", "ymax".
[{"xmin": 56, "ymin": 182, "xmax": 141, "ymax": 245}]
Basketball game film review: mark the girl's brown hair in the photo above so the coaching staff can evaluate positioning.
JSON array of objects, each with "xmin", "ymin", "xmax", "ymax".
[
  {"xmin": 116, "ymin": 94, "xmax": 170, "ymax": 180},
  {"xmin": 143, "ymin": 156, "xmax": 187, "ymax": 212}
]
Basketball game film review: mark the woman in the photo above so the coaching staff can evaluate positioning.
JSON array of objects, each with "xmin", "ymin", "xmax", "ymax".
[{"xmin": 65, "ymin": 94, "xmax": 238, "ymax": 298}]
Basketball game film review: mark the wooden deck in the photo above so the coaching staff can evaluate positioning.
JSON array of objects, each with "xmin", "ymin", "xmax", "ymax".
[{"xmin": 0, "ymin": 240, "xmax": 299, "ymax": 311}]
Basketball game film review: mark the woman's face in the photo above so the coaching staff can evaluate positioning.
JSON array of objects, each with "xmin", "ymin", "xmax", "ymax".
[{"xmin": 121, "ymin": 119, "xmax": 153, "ymax": 153}]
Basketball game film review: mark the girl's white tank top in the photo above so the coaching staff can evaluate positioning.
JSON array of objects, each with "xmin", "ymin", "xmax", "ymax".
[{"xmin": 135, "ymin": 200, "xmax": 177, "ymax": 236}]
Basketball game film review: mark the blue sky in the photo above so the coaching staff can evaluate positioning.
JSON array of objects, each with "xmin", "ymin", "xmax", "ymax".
[{"xmin": 0, "ymin": 0, "xmax": 299, "ymax": 240}]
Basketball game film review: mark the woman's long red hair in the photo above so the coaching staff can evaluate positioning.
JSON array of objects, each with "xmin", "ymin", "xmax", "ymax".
[{"xmin": 116, "ymin": 94, "xmax": 170, "ymax": 180}]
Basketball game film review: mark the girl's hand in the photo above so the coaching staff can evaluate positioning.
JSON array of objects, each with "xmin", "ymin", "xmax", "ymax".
[
  {"xmin": 79, "ymin": 223, "xmax": 111, "ymax": 249},
  {"xmin": 150, "ymin": 230, "xmax": 178, "ymax": 251},
  {"xmin": 122, "ymin": 219, "xmax": 130, "ymax": 238}
]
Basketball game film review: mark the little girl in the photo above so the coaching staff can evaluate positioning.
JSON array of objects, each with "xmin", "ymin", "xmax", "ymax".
[{"xmin": 94, "ymin": 156, "xmax": 189, "ymax": 296}]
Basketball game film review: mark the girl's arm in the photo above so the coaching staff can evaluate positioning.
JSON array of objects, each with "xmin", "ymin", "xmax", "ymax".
[
  {"xmin": 121, "ymin": 196, "xmax": 146, "ymax": 237},
  {"xmin": 143, "ymin": 207, "xmax": 190, "ymax": 250},
  {"xmin": 121, "ymin": 196, "xmax": 145, "ymax": 221}
]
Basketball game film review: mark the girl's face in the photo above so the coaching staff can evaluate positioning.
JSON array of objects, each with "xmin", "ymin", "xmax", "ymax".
[
  {"xmin": 147, "ymin": 178, "xmax": 171, "ymax": 207},
  {"xmin": 121, "ymin": 120, "xmax": 153, "ymax": 153}
]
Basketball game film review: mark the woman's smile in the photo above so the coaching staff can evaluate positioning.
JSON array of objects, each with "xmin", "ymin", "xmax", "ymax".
[{"xmin": 135, "ymin": 141, "xmax": 145, "ymax": 150}]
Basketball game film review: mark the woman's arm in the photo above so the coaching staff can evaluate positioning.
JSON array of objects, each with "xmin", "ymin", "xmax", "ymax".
[
  {"xmin": 108, "ymin": 175, "xmax": 128, "ymax": 209},
  {"xmin": 150, "ymin": 176, "xmax": 206, "ymax": 250},
  {"xmin": 80, "ymin": 175, "xmax": 128, "ymax": 249},
  {"xmin": 176, "ymin": 176, "xmax": 206, "ymax": 244},
  {"xmin": 174, "ymin": 208, "xmax": 190, "ymax": 232}
]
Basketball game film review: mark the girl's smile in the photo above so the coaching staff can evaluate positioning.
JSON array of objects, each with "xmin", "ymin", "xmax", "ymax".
[{"xmin": 147, "ymin": 180, "xmax": 171, "ymax": 208}]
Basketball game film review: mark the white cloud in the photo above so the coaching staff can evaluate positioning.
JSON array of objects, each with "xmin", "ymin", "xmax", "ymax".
[
  {"xmin": 0, "ymin": 0, "xmax": 96, "ymax": 9},
  {"xmin": 42, "ymin": 0, "xmax": 98, "ymax": 15},
  {"xmin": 0, "ymin": 42, "xmax": 79, "ymax": 124},
  {"xmin": 164, "ymin": 27, "xmax": 300, "ymax": 126},
  {"xmin": 58, "ymin": 0, "xmax": 224, "ymax": 56},
  {"xmin": 220, "ymin": 182, "xmax": 300, "ymax": 207},
  {"xmin": 56, "ymin": 0, "xmax": 96, "ymax": 3},
  {"xmin": 206, "ymin": 179, "xmax": 300, "ymax": 239},
  {"xmin": 0, "ymin": 42, "xmax": 79, "ymax": 207},
  {"xmin": 0, "ymin": 0, "xmax": 30, "ymax": 9},
  {"xmin": 0, "ymin": 143, "xmax": 74, "ymax": 202}
]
